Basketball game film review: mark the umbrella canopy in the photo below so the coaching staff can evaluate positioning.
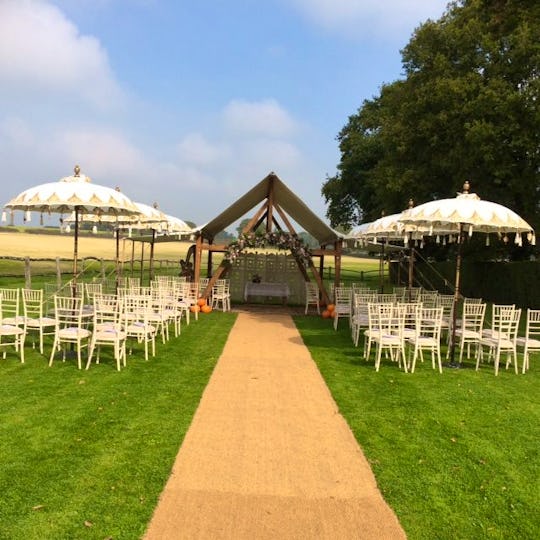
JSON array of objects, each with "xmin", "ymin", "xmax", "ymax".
[
  {"xmin": 163, "ymin": 214, "xmax": 192, "ymax": 235},
  {"xmin": 399, "ymin": 181, "xmax": 535, "ymax": 365},
  {"xmin": 63, "ymin": 201, "xmax": 168, "ymax": 233},
  {"xmin": 400, "ymin": 182, "xmax": 535, "ymax": 241},
  {"xmin": 3, "ymin": 165, "xmax": 139, "ymax": 290}
]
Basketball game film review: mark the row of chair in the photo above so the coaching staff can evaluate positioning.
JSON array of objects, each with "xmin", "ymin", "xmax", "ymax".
[{"xmin": 0, "ymin": 283, "xmax": 199, "ymax": 369}]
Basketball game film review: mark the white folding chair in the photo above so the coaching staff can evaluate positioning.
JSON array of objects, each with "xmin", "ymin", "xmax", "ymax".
[
  {"xmin": 479, "ymin": 307, "xmax": 521, "ymax": 375},
  {"xmin": 370, "ymin": 304, "xmax": 407, "ymax": 372},
  {"xmin": 453, "ymin": 303, "xmax": 486, "ymax": 362},
  {"xmin": 22, "ymin": 288, "xmax": 57, "ymax": 355},
  {"xmin": 49, "ymin": 295, "xmax": 92, "ymax": 370},
  {"xmin": 87, "ymin": 294, "xmax": 126, "ymax": 371},
  {"xmin": 211, "ymin": 280, "xmax": 231, "ymax": 312},
  {"xmin": 304, "ymin": 282, "xmax": 320, "ymax": 315},
  {"xmin": 0, "ymin": 294, "xmax": 26, "ymax": 363},
  {"xmin": 408, "ymin": 306, "xmax": 444, "ymax": 373},
  {"xmin": 0, "ymin": 287, "xmax": 24, "ymax": 326},
  {"xmin": 516, "ymin": 309, "xmax": 540, "ymax": 373},
  {"xmin": 123, "ymin": 295, "xmax": 157, "ymax": 361},
  {"xmin": 333, "ymin": 287, "xmax": 352, "ymax": 330}
]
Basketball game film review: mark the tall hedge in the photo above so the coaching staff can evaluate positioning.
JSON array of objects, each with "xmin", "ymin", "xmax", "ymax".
[{"xmin": 406, "ymin": 261, "xmax": 540, "ymax": 308}]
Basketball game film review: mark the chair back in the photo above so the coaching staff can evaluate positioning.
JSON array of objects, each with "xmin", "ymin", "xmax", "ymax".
[
  {"xmin": 22, "ymin": 288, "xmax": 45, "ymax": 319},
  {"xmin": 53, "ymin": 295, "xmax": 85, "ymax": 329},
  {"xmin": 462, "ymin": 302, "xmax": 486, "ymax": 332}
]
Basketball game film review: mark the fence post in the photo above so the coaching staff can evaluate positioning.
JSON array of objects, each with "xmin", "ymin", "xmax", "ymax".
[
  {"xmin": 24, "ymin": 257, "xmax": 31, "ymax": 288},
  {"xmin": 56, "ymin": 257, "xmax": 62, "ymax": 289},
  {"xmin": 100, "ymin": 258, "xmax": 105, "ymax": 280}
]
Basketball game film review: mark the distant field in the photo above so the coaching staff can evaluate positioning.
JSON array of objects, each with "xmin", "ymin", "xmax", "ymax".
[{"xmin": 0, "ymin": 231, "xmax": 192, "ymax": 260}]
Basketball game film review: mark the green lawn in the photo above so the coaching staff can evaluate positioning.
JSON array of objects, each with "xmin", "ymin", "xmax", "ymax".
[
  {"xmin": 0, "ymin": 312, "xmax": 237, "ymax": 540},
  {"xmin": 294, "ymin": 315, "xmax": 540, "ymax": 540}
]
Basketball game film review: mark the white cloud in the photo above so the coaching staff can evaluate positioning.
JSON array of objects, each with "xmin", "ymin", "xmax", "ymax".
[
  {"xmin": 176, "ymin": 133, "xmax": 231, "ymax": 166},
  {"xmin": 288, "ymin": 0, "xmax": 449, "ymax": 40},
  {"xmin": 0, "ymin": 0, "xmax": 123, "ymax": 109},
  {"xmin": 223, "ymin": 99, "xmax": 300, "ymax": 137}
]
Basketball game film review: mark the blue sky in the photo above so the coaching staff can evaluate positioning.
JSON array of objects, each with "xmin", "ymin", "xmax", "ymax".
[{"xmin": 0, "ymin": 0, "xmax": 449, "ymax": 230}]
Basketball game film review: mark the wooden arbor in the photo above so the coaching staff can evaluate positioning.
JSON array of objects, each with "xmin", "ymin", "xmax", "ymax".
[{"xmin": 191, "ymin": 172, "xmax": 344, "ymax": 305}]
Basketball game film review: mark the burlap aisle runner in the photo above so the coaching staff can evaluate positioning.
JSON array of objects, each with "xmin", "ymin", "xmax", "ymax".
[{"xmin": 144, "ymin": 312, "xmax": 406, "ymax": 539}]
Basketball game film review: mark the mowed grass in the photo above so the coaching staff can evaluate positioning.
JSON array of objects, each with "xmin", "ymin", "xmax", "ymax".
[
  {"xmin": 294, "ymin": 316, "xmax": 540, "ymax": 540},
  {"xmin": 0, "ymin": 312, "xmax": 237, "ymax": 540}
]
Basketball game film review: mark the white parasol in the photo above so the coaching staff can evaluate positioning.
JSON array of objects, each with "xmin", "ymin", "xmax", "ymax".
[
  {"xmin": 3, "ymin": 165, "xmax": 140, "ymax": 291},
  {"xmin": 399, "ymin": 181, "xmax": 535, "ymax": 365}
]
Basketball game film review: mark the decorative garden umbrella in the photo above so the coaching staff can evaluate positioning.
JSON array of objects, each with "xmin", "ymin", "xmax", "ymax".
[
  {"xmin": 399, "ymin": 181, "xmax": 535, "ymax": 365},
  {"xmin": 3, "ymin": 165, "xmax": 140, "ymax": 293},
  {"xmin": 63, "ymin": 200, "xmax": 169, "ymax": 282}
]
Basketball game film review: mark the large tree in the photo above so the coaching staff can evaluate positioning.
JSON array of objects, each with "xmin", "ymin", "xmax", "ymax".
[{"xmin": 323, "ymin": 0, "xmax": 540, "ymax": 230}]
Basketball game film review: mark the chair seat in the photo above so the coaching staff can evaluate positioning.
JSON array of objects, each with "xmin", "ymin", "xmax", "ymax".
[
  {"xmin": 94, "ymin": 328, "xmax": 127, "ymax": 341},
  {"xmin": 3, "ymin": 316, "xmax": 25, "ymax": 326},
  {"xmin": 455, "ymin": 329, "xmax": 482, "ymax": 339},
  {"xmin": 58, "ymin": 327, "xmax": 91, "ymax": 339},
  {"xmin": 26, "ymin": 316, "xmax": 57, "ymax": 327},
  {"xmin": 0, "ymin": 324, "xmax": 25, "ymax": 335},
  {"xmin": 516, "ymin": 337, "xmax": 540, "ymax": 347}
]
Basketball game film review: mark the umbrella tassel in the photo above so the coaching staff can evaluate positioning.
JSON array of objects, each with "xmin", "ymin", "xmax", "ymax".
[
  {"xmin": 468, "ymin": 225, "xmax": 473, "ymax": 237},
  {"xmin": 25, "ymin": 210, "xmax": 31, "ymax": 222},
  {"xmin": 485, "ymin": 235, "xmax": 490, "ymax": 247},
  {"xmin": 40, "ymin": 213, "xmax": 44, "ymax": 226},
  {"xmin": 1, "ymin": 211, "xmax": 6, "ymax": 223},
  {"xmin": 92, "ymin": 225, "xmax": 97, "ymax": 234}
]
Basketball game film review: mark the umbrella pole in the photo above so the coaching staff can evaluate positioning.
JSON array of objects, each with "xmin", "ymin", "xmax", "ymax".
[
  {"xmin": 379, "ymin": 238, "xmax": 385, "ymax": 293},
  {"xmin": 115, "ymin": 228, "xmax": 120, "ymax": 292},
  {"xmin": 408, "ymin": 237, "xmax": 414, "ymax": 302},
  {"xmin": 140, "ymin": 241, "xmax": 145, "ymax": 285},
  {"xmin": 149, "ymin": 229, "xmax": 156, "ymax": 285},
  {"xmin": 72, "ymin": 206, "xmax": 80, "ymax": 298},
  {"xmin": 448, "ymin": 224, "xmax": 464, "ymax": 366}
]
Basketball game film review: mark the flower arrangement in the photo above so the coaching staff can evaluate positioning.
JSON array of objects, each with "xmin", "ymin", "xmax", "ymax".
[{"xmin": 225, "ymin": 231, "xmax": 312, "ymax": 266}]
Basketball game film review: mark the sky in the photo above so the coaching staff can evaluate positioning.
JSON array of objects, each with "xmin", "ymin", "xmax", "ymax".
[{"xmin": 0, "ymin": 0, "xmax": 449, "ymax": 231}]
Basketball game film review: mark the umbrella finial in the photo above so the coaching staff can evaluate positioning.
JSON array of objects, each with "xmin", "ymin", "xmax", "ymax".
[
  {"xmin": 408, "ymin": 198, "xmax": 414, "ymax": 209},
  {"xmin": 153, "ymin": 202, "xmax": 159, "ymax": 209},
  {"xmin": 74, "ymin": 164, "xmax": 81, "ymax": 176},
  {"xmin": 463, "ymin": 180, "xmax": 470, "ymax": 193}
]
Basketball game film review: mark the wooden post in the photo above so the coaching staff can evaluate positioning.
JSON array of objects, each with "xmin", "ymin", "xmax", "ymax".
[
  {"xmin": 207, "ymin": 240, "xmax": 213, "ymax": 277},
  {"xmin": 334, "ymin": 239, "xmax": 342, "ymax": 289},
  {"xmin": 24, "ymin": 257, "xmax": 31, "ymax": 289},
  {"xmin": 193, "ymin": 235, "xmax": 203, "ymax": 285},
  {"xmin": 140, "ymin": 241, "xmax": 145, "ymax": 284},
  {"xmin": 149, "ymin": 229, "xmax": 156, "ymax": 284},
  {"xmin": 130, "ymin": 239, "xmax": 135, "ymax": 276},
  {"xmin": 100, "ymin": 258, "xmax": 106, "ymax": 281},
  {"xmin": 56, "ymin": 257, "xmax": 62, "ymax": 289}
]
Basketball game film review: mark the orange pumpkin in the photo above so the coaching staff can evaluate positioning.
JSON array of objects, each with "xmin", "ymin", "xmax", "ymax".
[
  {"xmin": 326, "ymin": 303, "xmax": 335, "ymax": 312},
  {"xmin": 197, "ymin": 298, "xmax": 207, "ymax": 307},
  {"xmin": 201, "ymin": 304, "xmax": 212, "ymax": 314},
  {"xmin": 322, "ymin": 309, "xmax": 331, "ymax": 319},
  {"xmin": 190, "ymin": 304, "xmax": 201, "ymax": 313}
]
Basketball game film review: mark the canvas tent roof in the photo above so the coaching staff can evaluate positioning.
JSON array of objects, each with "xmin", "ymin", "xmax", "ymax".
[{"xmin": 197, "ymin": 172, "xmax": 342, "ymax": 246}]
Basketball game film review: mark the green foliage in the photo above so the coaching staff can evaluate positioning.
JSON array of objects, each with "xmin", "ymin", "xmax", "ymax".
[
  {"xmin": 416, "ymin": 260, "xmax": 540, "ymax": 307},
  {"xmin": 0, "ymin": 312, "xmax": 237, "ymax": 539},
  {"xmin": 323, "ymin": 0, "xmax": 540, "ymax": 230},
  {"xmin": 294, "ymin": 315, "xmax": 540, "ymax": 540}
]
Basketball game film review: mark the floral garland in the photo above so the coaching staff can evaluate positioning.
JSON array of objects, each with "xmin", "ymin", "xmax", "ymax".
[{"xmin": 225, "ymin": 231, "xmax": 312, "ymax": 266}]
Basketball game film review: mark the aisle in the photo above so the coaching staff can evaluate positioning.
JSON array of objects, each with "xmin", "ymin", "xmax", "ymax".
[{"xmin": 144, "ymin": 312, "xmax": 405, "ymax": 539}]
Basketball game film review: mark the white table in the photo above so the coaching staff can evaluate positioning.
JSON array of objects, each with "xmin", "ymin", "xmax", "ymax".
[{"xmin": 244, "ymin": 282, "xmax": 290, "ymax": 303}]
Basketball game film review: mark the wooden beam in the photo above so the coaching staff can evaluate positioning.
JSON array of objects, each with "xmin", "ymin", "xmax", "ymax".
[
  {"xmin": 311, "ymin": 248, "xmax": 339, "ymax": 257},
  {"xmin": 193, "ymin": 235, "xmax": 203, "ymax": 284},
  {"xmin": 202, "ymin": 263, "xmax": 227, "ymax": 299},
  {"xmin": 242, "ymin": 201, "xmax": 268, "ymax": 234},
  {"xmin": 274, "ymin": 203, "xmax": 296, "ymax": 234},
  {"xmin": 266, "ymin": 176, "xmax": 275, "ymax": 233},
  {"xmin": 206, "ymin": 240, "xmax": 213, "ymax": 277},
  {"xmin": 334, "ymin": 239, "xmax": 342, "ymax": 288}
]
